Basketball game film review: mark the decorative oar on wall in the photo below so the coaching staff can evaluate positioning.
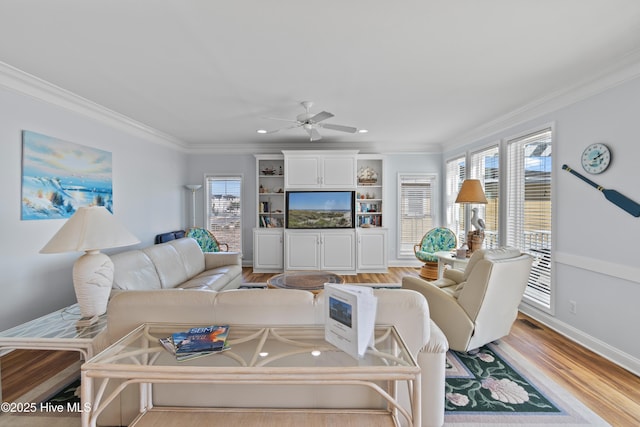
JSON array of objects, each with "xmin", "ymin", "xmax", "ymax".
[{"xmin": 562, "ymin": 164, "xmax": 640, "ymax": 217}]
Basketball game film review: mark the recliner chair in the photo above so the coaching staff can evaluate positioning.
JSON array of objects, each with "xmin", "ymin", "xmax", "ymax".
[{"xmin": 403, "ymin": 247, "xmax": 533, "ymax": 352}]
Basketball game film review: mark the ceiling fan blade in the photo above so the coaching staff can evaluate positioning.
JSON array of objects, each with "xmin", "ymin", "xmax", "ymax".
[
  {"xmin": 306, "ymin": 128, "xmax": 322, "ymax": 141},
  {"xmin": 318, "ymin": 123, "xmax": 358, "ymax": 133},
  {"xmin": 263, "ymin": 116, "xmax": 300, "ymax": 123},
  {"xmin": 309, "ymin": 111, "xmax": 334, "ymax": 123},
  {"xmin": 265, "ymin": 124, "xmax": 302, "ymax": 134}
]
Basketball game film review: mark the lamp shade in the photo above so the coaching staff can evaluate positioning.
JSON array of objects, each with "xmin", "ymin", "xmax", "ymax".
[
  {"xmin": 455, "ymin": 179, "xmax": 488, "ymax": 204},
  {"xmin": 40, "ymin": 206, "xmax": 140, "ymax": 254}
]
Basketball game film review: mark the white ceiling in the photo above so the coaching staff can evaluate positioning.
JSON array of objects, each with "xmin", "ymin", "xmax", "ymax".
[{"xmin": 1, "ymin": 1, "xmax": 640, "ymax": 154}]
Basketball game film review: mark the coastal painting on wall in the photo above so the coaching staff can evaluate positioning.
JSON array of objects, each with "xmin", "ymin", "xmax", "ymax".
[{"xmin": 21, "ymin": 130, "xmax": 113, "ymax": 220}]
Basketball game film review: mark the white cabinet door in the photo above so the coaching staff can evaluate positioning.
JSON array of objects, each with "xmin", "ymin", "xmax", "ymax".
[
  {"xmin": 253, "ymin": 229, "xmax": 283, "ymax": 272},
  {"xmin": 357, "ymin": 229, "xmax": 388, "ymax": 273},
  {"xmin": 284, "ymin": 152, "xmax": 357, "ymax": 189},
  {"xmin": 322, "ymin": 155, "xmax": 357, "ymax": 188},
  {"xmin": 321, "ymin": 230, "xmax": 356, "ymax": 271},
  {"xmin": 285, "ymin": 157, "xmax": 321, "ymax": 188},
  {"xmin": 285, "ymin": 231, "xmax": 321, "ymax": 270},
  {"xmin": 285, "ymin": 230, "xmax": 355, "ymax": 272}
]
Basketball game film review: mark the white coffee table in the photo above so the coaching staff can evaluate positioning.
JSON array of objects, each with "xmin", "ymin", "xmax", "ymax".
[{"xmin": 82, "ymin": 323, "xmax": 420, "ymax": 427}]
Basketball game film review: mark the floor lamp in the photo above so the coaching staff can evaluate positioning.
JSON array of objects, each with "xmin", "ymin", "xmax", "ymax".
[{"xmin": 185, "ymin": 184, "xmax": 202, "ymax": 228}]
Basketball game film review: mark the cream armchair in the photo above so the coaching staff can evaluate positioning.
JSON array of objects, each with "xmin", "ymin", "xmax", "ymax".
[{"xmin": 403, "ymin": 247, "xmax": 533, "ymax": 352}]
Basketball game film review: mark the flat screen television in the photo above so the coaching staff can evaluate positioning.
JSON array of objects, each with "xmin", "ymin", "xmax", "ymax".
[{"xmin": 286, "ymin": 191, "xmax": 355, "ymax": 229}]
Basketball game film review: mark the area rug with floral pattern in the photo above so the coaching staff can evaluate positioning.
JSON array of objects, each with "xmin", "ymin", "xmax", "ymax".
[{"xmin": 444, "ymin": 341, "xmax": 610, "ymax": 426}]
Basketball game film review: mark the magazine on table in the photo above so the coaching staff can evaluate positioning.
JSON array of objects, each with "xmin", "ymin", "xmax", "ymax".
[
  {"xmin": 324, "ymin": 283, "xmax": 377, "ymax": 359},
  {"xmin": 159, "ymin": 325, "xmax": 230, "ymax": 361}
]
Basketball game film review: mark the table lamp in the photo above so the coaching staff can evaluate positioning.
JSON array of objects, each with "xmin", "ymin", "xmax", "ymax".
[
  {"xmin": 40, "ymin": 206, "xmax": 140, "ymax": 322},
  {"xmin": 455, "ymin": 179, "xmax": 488, "ymax": 252}
]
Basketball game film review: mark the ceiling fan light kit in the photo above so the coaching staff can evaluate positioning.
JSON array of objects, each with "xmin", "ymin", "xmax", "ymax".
[{"xmin": 260, "ymin": 101, "xmax": 359, "ymax": 141}]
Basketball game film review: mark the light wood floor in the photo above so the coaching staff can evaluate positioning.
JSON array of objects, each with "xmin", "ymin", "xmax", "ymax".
[{"xmin": 2, "ymin": 267, "xmax": 639, "ymax": 426}]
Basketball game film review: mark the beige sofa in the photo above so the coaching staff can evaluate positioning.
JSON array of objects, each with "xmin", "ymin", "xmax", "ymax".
[
  {"xmin": 93, "ymin": 288, "xmax": 448, "ymax": 427},
  {"xmin": 108, "ymin": 237, "xmax": 242, "ymax": 295}
]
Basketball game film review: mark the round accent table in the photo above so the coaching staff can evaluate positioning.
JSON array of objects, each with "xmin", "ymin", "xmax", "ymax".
[{"xmin": 267, "ymin": 270, "xmax": 345, "ymax": 293}]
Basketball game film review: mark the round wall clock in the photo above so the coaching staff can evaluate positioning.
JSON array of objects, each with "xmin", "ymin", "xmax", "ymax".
[{"xmin": 581, "ymin": 143, "xmax": 611, "ymax": 174}]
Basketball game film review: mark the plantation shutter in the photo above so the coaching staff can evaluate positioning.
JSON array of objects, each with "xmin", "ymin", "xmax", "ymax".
[
  {"xmin": 445, "ymin": 156, "xmax": 466, "ymax": 244},
  {"xmin": 470, "ymin": 145, "xmax": 499, "ymax": 248},
  {"xmin": 506, "ymin": 129, "xmax": 552, "ymax": 308},
  {"xmin": 399, "ymin": 174, "xmax": 435, "ymax": 257},
  {"xmin": 205, "ymin": 176, "xmax": 242, "ymax": 253}
]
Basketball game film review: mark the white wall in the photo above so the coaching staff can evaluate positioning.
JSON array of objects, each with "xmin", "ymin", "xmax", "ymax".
[
  {"xmin": 186, "ymin": 154, "xmax": 255, "ymax": 262},
  {"xmin": 0, "ymin": 86, "xmax": 188, "ymax": 330},
  {"xmin": 384, "ymin": 153, "xmax": 442, "ymax": 264},
  {"xmin": 443, "ymin": 75, "xmax": 640, "ymax": 373}
]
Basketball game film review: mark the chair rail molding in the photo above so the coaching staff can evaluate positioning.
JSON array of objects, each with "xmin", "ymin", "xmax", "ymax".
[{"xmin": 554, "ymin": 251, "xmax": 640, "ymax": 285}]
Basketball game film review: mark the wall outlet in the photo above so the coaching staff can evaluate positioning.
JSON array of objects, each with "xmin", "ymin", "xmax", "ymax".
[{"xmin": 569, "ymin": 300, "xmax": 577, "ymax": 314}]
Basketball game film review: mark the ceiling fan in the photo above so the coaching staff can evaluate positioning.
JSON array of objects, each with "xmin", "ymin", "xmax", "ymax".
[{"xmin": 261, "ymin": 101, "xmax": 358, "ymax": 141}]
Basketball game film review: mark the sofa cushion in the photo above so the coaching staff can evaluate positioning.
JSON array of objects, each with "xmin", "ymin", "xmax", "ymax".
[
  {"xmin": 212, "ymin": 289, "xmax": 319, "ymax": 325},
  {"xmin": 143, "ymin": 243, "xmax": 189, "ymax": 288},
  {"xmin": 178, "ymin": 273, "xmax": 225, "ymax": 290},
  {"xmin": 168, "ymin": 238, "xmax": 206, "ymax": 278},
  {"xmin": 110, "ymin": 250, "xmax": 162, "ymax": 291},
  {"xmin": 184, "ymin": 265, "xmax": 241, "ymax": 291}
]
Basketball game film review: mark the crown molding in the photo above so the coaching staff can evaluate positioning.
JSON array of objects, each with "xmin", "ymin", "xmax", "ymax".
[
  {"xmin": 444, "ymin": 48, "xmax": 640, "ymax": 151},
  {"xmin": 0, "ymin": 62, "xmax": 188, "ymax": 151},
  {"xmin": 184, "ymin": 139, "xmax": 442, "ymax": 155}
]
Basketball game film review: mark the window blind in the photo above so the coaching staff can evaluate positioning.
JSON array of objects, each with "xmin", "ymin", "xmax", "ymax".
[
  {"xmin": 506, "ymin": 129, "xmax": 552, "ymax": 308},
  {"xmin": 205, "ymin": 176, "xmax": 242, "ymax": 253},
  {"xmin": 445, "ymin": 156, "xmax": 466, "ymax": 244},
  {"xmin": 470, "ymin": 145, "xmax": 499, "ymax": 248},
  {"xmin": 398, "ymin": 174, "xmax": 435, "ymax": 257}
]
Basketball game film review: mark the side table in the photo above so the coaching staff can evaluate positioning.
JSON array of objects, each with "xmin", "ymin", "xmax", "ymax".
[
  {"xmin": 0, "ymin": 303, "xmax": 106, "ymax": 401},
  {"xmin": 434, "ymin": 251, "xmax": 470, "ymax": 279}
]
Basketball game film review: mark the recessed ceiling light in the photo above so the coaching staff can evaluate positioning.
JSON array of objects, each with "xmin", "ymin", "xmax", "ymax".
[
  {"xmin": 358, "ymin": 129, "xmax": 368, "ymax": 133},
  {"xmin": 257, "ymin": 129, "xmax": 267, "ymax": 134}
]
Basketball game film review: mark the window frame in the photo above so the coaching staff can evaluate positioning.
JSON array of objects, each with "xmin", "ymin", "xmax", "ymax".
[
  {"xmin": 204, "ymin": 174, "xmax": 243, "ymax": 254},
  {"xmin": 469, "ymin": 144, "xmax": 500, "ymax": 249},
  {"xmin": 503, "ymin": 126, "xmax": 554, "ymax": 313},
  {"xmin": 445, "ymin": 155, "xmax": 466, "ymax": 245},
  {"xmin": 397, "ymin": 173, "xmax": 437, "ymax": 259}
]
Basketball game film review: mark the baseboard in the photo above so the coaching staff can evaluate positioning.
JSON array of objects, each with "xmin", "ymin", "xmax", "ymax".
[{"xmin": 519, "ymin": 305, "xmax": 640, "ymax": 377}]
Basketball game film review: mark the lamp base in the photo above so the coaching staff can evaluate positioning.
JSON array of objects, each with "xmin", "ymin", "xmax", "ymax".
[
  {"xmin": 76, "ymin": 315, "xmax": 100, "ymax": 327},
  {"xmin": 72, "ymin": 251, "xmax": 114, "ymax": 318},
  {"xmin": 467, "ymin": 230, "xmax": 485, "ymax": 254}
]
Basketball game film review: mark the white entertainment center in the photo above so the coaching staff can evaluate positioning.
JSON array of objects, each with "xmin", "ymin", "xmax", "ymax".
[{"xmin": 253, "ymin": 150, "xmax": 387, "ymax": 274}]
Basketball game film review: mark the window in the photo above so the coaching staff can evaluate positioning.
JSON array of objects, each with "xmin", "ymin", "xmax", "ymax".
[
  {"xmin": 445, "ymin": 156, "xmax": 465, "ymax": 243},
  {"xmin": 205, "ymin": 175, "xmax": 242, "ymax": 253},
  {"xmin": 470, "ymin": 145, "xmax": 499, "ymax": 248},
  {"xmin": 398, "ymin": 174, "xmax": 436, "ymax": 257},
  {"xmin": 505, "ymin": 128, "xmax": 552, "ymax": 309}
]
